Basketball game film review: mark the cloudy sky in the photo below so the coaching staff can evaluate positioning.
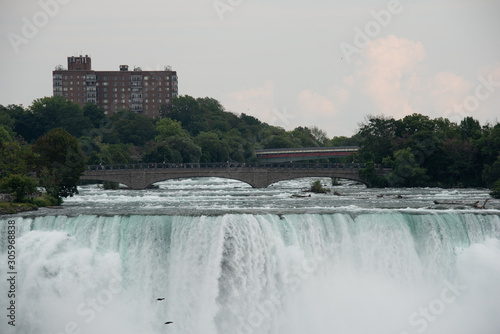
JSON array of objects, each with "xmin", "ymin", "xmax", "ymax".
[{"xmin": 1, "ymin": 0, "xmax": 499, "ymax": 137}]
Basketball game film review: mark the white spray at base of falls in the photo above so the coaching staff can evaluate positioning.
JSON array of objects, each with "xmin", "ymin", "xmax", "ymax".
[{"xmin": 1, "ymin": 212, "xmax": 500, "ymax": 334}]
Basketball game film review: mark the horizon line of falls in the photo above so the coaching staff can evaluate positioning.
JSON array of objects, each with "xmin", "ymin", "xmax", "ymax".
[{"xmin": 1, "ymin": 212, "xmax": 500, "ymax": 334}]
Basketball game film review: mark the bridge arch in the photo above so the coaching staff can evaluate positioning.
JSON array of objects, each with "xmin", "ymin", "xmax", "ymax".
[{"xmin": 81, "ymin": 163, "xmax": 390, "ymax": 190}]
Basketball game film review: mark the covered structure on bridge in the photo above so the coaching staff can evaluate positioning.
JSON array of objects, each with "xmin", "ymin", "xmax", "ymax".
[{"xmin": 255, "ymin": 146, "xmax": 359, "ymax": 163}]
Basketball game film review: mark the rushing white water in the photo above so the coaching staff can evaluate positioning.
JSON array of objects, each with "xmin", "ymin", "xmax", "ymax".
[
  {"xmin": 1, "ymin": 211, "xmax": 500, "ymax": 334},
  {"xmin": 1, "ymin": 178, "xmax": 500, "ymax": 333}
]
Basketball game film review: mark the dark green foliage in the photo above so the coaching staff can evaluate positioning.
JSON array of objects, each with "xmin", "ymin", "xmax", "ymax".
[
  {"xmin": 310, "ymin": 180, "xmax": 330, "ymax": 193},
  {"xmin": 490, "ymin": 180, "xmax": 500, "ymax": 199},
  {"xmin": 15, "ymin": 96, "xmax": 92, "ymax": 141},
  {"xmin": 0, "ymin": 174, "xmax": 37, "ymax": 202},
  {"xmin": 32, "ymin": 194, "xmax": 58, "ymax": 207},
  {"xmin": 143, "ymin": 143, "xmax": 179, "ymax": 163},
  {"xmin": 32, "ymin": 128, "xmax": 85, "ymax": 202},
  {"xmin": 356, "ymin": 114, "xmax": 499, "ymax": 188},
  {"xmin": 103, "ymin": 181, "xmax": 119, "ymax": 190},
  {"xmin": 0, "ymin": 140, "xmax": 33, "ymax": 178},
  {"xmin": 106, "ymin": 110, "xmax": 156, "ymax": 146},
  {"xmin": 482, "ymin": 157, "xmax": 500, "ymax": 188},
  {"xmin": 359, "ymin": 161, "xmax": 388, "ymax": 188},
  {"xmin": 83, "ymin": 103, "xmax": 106, "ymax": 128},
  {"xmin": 195, "ymin": 132, "xmax": 229, "ymax": 163},
  {"xmin": 167, "ymin": 96, "xmax": 208, "ymax": 136},
  {"xmin": 357, "ymin": 116, "xmax": 399, "ymax": 163},
  {"xmin": 163, "ymin": 136, "xmax": 202, "ymax": 163},
  {"xmin": 383, "ymin": 148, "xmax": 428, "ymax": 187},
  {"xmin": 3, "ymin": 94, "xmax": 498, "ymax": 194}
]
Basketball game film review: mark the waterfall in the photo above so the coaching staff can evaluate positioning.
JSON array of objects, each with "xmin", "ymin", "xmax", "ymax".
[{"xmin": 1, "ymin": 212, "xmax": 500, "ymax": 334}]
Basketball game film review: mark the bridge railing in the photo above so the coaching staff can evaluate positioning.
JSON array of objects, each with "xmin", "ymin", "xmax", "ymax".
[{"xmin": 85, "ymin": 162, "xmax": 371, "ymax": 171}]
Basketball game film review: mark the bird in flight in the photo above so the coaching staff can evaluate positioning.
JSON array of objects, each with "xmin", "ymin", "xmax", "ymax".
[
  {"xmin": 157, "ymin": 298, "xmax": 165, "ymax": 301},
  {"xmin": 165, "ymin": 322, "xmax": 173, "ymax": 325}
]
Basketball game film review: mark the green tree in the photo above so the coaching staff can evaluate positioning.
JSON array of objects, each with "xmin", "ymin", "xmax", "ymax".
[
  {"xmin": 291, "ymin": 127, "xmax": 321, "ymax": 147},
  {"xmin": 359, "ymin": 161, "xmax": 388, "ymax": 188},
  {"xmin": 32, "ymin": 128, "xmax": 85, "ymax": 202},
  {"xmin": 482, "ymin": 157, "xmax": 500, "ymax": 188},
  {"xmin": 143, "ymin": 142, "xmax": 179, "ymax": 163},
  {"xmin": 107, "ymin": 110, "xmax": 156, "ymax": 146},
  {"xmin": 385, "ymin": 148, "xmax": 428, "ymax": 187},
  {"xmin": 309, "ymin": 180, "xmax": 330, "ymax": 193},
  {"xmin": 0, "ymin": 174, "xmax": 37, "ymax": 202},
  {"xmin": 460, "ymin": 116, "xmax": 482, "ymax": 140},
  {"xmin": 222, "ymin": 129, "xmax": 252, "ymax": 161},
  {"xmin": 0, "ymin": 140, "xmax": 33, "ymax": 178},
  {"xmin": 357, "ymin": 116, "xmax": 399, "ymax": 163},
  {"xmin": 0, "ymin": 106, "xmax": 16, "ymax": 139},
  {"xmin": 0, "ymin": 125, "xmax": 13, "ymax": 142},
  {"xmin": 155, "ymin": 118, "xmax": 188, "ymax": 141},
  {"xmin": 168, "ymin": 96, "xmax": 208, "ymax": 136},
  {"xmin": 27, "ymin": 96, "xmax": 92, "ymax": 139},
  {"xmin": 164, "ymin": 136, "xmax": 201, "ymax": 163},
  {"xmin": 83, "ymin": 103, "xmax": 106, "ymax": 128},
  {"xmin": 490, "ymin": 180, "xmax": 500, "ymax": 199},
  {"xmin": 195, "ymin": 132, "xmax": 229, "ymax": 162}
]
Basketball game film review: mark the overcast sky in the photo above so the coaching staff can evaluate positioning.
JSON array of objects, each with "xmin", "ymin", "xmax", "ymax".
[{"xmin": 1, "ymin": 0, "xmax": 499, "ymax": 137}]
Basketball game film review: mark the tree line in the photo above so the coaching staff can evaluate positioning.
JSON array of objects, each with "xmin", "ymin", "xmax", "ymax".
[
  {"xmin": 356, "ymin": 114, "xmax": 500, "ymax": 197},
  {"xmin": 1, "ymin": 95, "xmax": 499, "ymax": 206}
]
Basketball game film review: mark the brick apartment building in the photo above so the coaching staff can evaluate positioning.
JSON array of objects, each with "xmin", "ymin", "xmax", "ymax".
[{"xmin": 53, "ymin": 55, "xmax": 178, "ymax": 116}]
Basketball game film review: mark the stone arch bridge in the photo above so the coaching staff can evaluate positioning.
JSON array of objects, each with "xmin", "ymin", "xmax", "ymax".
[{"xmin": 81, "ymin": 162, "xmax": 391, "ymax": 189}]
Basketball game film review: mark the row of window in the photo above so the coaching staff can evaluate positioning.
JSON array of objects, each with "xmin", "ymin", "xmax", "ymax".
[
  {"xmin": 56, "ymin": 91, "xmax": 172, "ymax": 101},
  {"xmin": 59, "ymin": 92, "xmax": 170, "ymax": 104},
  {"xmin": 55, "ymin": 81, "xmax": 174, "ymax": 88},
  {"xmin": 53, "ymin": 75, "xmax": 174, "ymax": 81}
]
